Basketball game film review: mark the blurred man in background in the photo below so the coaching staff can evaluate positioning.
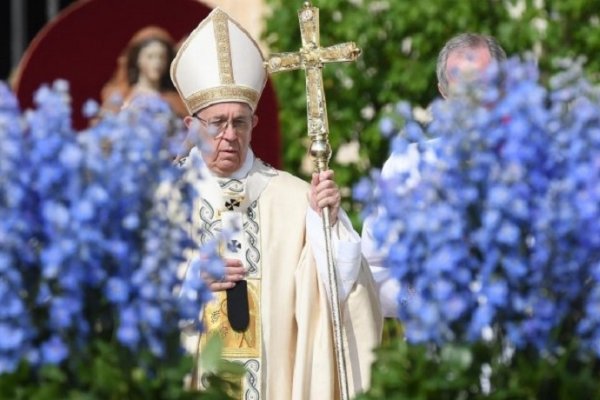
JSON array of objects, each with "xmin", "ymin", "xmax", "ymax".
[{"xmin": 362, "ymin": 33, "xmax": 507, "ymax": 318}]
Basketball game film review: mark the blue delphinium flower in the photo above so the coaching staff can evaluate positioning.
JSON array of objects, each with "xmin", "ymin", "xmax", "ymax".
[
  {"xmin": 378, "ymin": 117, "xmax": 396, "ymax": 138},
  {"xmin": 40, "ymin": 335, "xmax": 68, "ymax": 365},
  {"xmin": 357, "ymin": 57, "xmax": 600, "ymax": 357},
  {"xmin": 0, "ymin": 81, "xmax": 219, "ymax": 374}
]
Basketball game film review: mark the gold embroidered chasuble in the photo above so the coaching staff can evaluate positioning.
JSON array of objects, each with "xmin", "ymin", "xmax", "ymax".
[{"xmin": 184, "ymin": 154, "xmax": 382, "ymax": 399}]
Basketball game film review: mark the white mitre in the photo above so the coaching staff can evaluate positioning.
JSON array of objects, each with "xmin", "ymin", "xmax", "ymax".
[{"xmin": 170, "ymin": 8, "xmax": 267, "ymax": 114}]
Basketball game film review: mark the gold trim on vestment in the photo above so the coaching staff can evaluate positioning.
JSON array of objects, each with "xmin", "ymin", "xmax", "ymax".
[{"xmin": 201, "ymin": 279, "xmax": 261, "ymax": 359}]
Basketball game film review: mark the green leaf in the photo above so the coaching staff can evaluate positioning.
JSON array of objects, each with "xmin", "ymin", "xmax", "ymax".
[{"xmin": 199, "ymin": 333, "xmax": 224, "ymax": 374}]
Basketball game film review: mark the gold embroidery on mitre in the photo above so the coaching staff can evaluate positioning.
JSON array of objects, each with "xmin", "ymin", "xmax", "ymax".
[
  {"xmin": 187, "ymin": 86, "xmax": 260, "ymax": 113},
  {"xmin": 212, "ymin": 10, "xmax": 234, "ymax": 85}
]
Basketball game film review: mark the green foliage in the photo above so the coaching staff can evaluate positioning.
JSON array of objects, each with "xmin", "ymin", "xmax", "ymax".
[
  {"xmin": 265, "ymin": 3, "xmax": 600, "ymax": 397},
  {"xmin": 357, "ymin": 337, "xmax": 600, "ymax": 400},
  {"xmin": 0, "ymin": 339, "xmax": 237, "ymax": 400},
  {"xmin": 264, "ymin": 0, "xmax": 600, "ymax": 225},
  {"xmin": 197, "ymin": 334, "xmax": 247, "ymax": 399}
]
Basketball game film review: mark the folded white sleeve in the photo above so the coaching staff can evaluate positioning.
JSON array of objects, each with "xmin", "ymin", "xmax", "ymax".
[{"xmin": 306, "ymin": 207, "xmax": 361, "ymax": 303}]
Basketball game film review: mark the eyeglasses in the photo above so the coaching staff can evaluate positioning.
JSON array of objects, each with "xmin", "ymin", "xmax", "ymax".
[{"xmin": 194, "ymin": 114, "xmax": 253, "ymax": 136}]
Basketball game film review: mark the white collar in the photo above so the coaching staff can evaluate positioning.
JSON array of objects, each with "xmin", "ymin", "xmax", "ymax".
[{"xmin": 229, "ymin": 148, "xmax": 254, "ymax": 179}]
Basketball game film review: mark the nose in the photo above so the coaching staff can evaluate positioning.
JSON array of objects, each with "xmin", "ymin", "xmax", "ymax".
[{"xmin": 220, "ymin": 121, "xmax": 237, "ymax": 140}]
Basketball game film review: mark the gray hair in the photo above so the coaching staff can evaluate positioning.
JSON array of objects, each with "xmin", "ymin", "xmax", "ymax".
[{"xmin": 436, "ymin": 33, "xmax": 507, "ymax": 96}]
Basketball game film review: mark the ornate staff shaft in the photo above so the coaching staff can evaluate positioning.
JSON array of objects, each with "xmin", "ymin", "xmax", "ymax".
[{"xmin": 266, "ymin": 3, "xmax": 360, "ymax": 399}]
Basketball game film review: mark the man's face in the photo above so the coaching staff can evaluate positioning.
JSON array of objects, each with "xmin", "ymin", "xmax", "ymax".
[
  {"xmin": 185, "ymin": 102, "xmax": 257, "ymax": 177},
  {"xmin": 441, "ymin": 46, "xmax": 492, "ymax": 99}
]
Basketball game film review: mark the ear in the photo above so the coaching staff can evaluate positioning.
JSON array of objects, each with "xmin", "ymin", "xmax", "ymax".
[
  {"xmin": 252, "ymin": 114, "xmax": 259, "ymax": 129},
  {"xmin": 438, "ymin": 83, "xmax": 448, "ymax": 100},
  {"xmin": 183, "ymin": 115, "xmax": 195, "ymax": 129}
]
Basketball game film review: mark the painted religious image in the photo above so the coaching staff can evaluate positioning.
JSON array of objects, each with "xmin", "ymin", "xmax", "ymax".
[{"xmin": 100, "ymin": 26, "xmax": 187, "ymax": 118}]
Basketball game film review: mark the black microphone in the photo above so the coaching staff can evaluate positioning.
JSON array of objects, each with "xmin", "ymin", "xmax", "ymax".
[{"xmin": 226, "ymin": 279, "xmax": 249, "ymax": 332}]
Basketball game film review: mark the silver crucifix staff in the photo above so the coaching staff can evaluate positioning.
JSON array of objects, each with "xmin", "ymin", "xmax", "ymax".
[{"xmin": 266, "ymin": 2, "xmax": 360, "ymax": 399}]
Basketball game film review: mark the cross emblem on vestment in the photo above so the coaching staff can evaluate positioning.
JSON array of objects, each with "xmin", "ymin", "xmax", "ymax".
[
  {"xmin": 227, "ymin": 239, "xmax": 242, "ymax": 253},
  {"xmin": 224, "ymin": 198, "xmax": 241, "ymax": 211}
]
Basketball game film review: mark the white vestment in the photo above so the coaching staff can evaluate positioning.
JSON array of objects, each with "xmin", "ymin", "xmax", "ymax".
[{"xmin": 183, "ymin": 149, "xmax": 382, "ymax": 399}]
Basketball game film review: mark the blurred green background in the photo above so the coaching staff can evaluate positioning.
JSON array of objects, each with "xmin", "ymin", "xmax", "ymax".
[{"xmin": 264, "ymin": 0, "xmax": 600, "ymax": 227}]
